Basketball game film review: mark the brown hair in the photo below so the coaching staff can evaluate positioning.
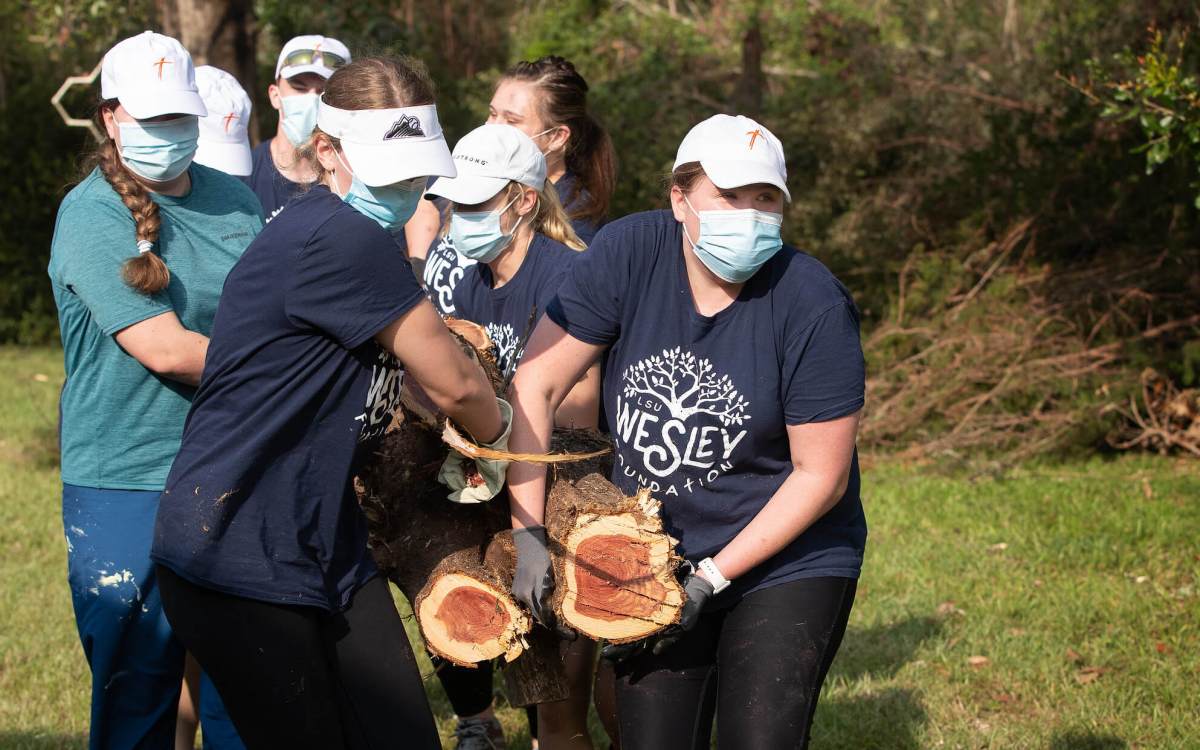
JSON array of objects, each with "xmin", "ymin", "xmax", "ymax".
[
  {"xmin": 298, "ymin": 56, "xmax": 437, "ymax": 184},
  {"xmin": 85, "ymin": 100, "xmax": 169, "ymax": 295},
  {"xmin": 669, "ymin": 161, "xmax": 706, "ymax": 196},
  {"xmin": 500, "ymin": 56, "xmax": 616, "ymax": 225}
]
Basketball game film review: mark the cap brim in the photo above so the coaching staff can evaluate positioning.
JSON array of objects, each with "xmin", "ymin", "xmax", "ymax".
[
  {"xmin": 195, "ymin": 139, "xmax": 252, "ymax": 177},
  {"xmin": 279, "ymin": 63, "xmax": 335, "ymax": 80},
  {"xmin": 343, "ymin": 137, "xmax": 457, "ymax": 188},
  {"xmin": 700, "ymin": 158, "xmax": 792, "ymax": 202},
  {"xmin": 121, "ymin": 90, "xmax": 207, "ymax": 120},
  {"xmin": 425, "ymin": 172, "xmax": 509, "ymax": 205}
]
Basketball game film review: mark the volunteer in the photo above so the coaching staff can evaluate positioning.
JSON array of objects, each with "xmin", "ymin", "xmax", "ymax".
[
  {"xmin": 420, "ymin": 55, "xmax": 615, "ymax": 310},
  {"xmin": 241, "ymin": 34, "xmax": 350, "ymax": 220},
  {"xmin": 506, "ymin": 114, "xmax": 867, "ymax": 750},
  {"xmin": 150, "ymin": 56, "xmax": 510, "ymax": 750},
  {"xmin": 194, "ymin": 65, "xmax": 253, "ymax": 178},
  {"xmin": 48, "ymin": 31, "xmax": 262, "ymax": 749},
  {"xmin": 425, "ymin": 123, "xmax": 599, "ymax": 750}
]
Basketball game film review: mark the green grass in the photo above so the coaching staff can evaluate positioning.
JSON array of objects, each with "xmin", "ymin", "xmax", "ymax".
[{"xmin": 1, "ymin": 345, "xmax": 1197, "ymax": 749}]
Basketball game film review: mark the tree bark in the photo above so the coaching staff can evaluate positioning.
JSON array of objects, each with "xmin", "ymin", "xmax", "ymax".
[
  {"xmin": 158, "ymin": 0, "xmax": 259, "ymax": 140},
  {"xmin": 547, "ymin": 460, "xmax": 685, "ymax": 643}
]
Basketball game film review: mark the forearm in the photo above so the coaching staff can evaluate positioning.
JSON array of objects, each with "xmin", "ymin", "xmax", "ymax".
[
  {"xmin": 162, "ymin": 332, "xmax": 208, "ymax": 386},
  {"xmin": 439, "ymin": 365, "xmax": 503, "ymax": 444},
  {"xmin": 710, "ymin": 467, "xmax": 847, "ymax": 582},
  {"xmin": 553, "ymin": 363, "xmax": 600, "ymax": 430},
  {"xmin": 506, "ymin": 385, "xmax": 556, "ymax": 528}
]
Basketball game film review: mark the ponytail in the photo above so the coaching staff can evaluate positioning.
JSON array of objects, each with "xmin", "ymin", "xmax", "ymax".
[
  {"xmin": 88, "ymin": 102, "xmax": 169, "ymax": 295},
  {"xmin": 500, "ymin": 56, "xmax": 616, "ymax": 225},
  {"xmin": 533, "ymin": 182, "xmax": 586, "ymax": 251}
]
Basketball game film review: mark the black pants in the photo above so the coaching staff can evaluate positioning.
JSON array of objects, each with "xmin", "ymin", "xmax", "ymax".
[
  {"xmin": 157, "ymin": 566, "xmax": 439, "ymax": 750},
  {"xmin": 614, "ymin": 576, "xmax": 856, "ymax": 750},
  {"xmin": 436, "ymin": 657, "xmax": 539, "ymax": 736}
]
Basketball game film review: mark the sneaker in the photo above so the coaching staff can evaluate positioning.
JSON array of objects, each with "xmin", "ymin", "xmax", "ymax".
[{"xmin": 454, "ymin": 715, "xmax": 508, "ymax": 750}]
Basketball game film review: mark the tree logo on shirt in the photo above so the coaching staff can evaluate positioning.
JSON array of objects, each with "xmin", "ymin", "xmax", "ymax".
[
  {"xmin": 614, "ymin": 347, "xmax": 750, "ymax": 496},
  {"xmin": 486, "ymin": 323, "xmax": 523, "ymax": 376},
  {"xmin": 384, "ymin": 114, "xmax": 425, "ymax": 140}
]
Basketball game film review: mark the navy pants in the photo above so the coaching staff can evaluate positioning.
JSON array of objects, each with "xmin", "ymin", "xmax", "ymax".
[{"xmin": 63, "ymin": 484, "xmax": 244, "ymax": 750}]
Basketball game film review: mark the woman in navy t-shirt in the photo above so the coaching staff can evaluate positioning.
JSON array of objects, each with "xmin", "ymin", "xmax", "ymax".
[
  {"xmin": 150, "ymin": 57, "xmax": 510, "ymax": 749},
  {"xmin": 427, "ymin": 123, "xmax": 602, "ymax": 748},
  {"xmin": 507, "ymin": 115, "xmax": 867, "ymax": 750}
]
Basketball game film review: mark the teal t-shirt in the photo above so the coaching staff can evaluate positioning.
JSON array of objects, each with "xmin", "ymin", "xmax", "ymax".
[{"xmin": 48, "ymin": 163, "xmax": 263, "ymax": 490}]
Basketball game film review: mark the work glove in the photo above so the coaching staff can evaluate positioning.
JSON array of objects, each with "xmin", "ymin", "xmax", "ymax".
[
  {"xmin": 438, "ymin": 398, "xmax": 513, "ymax": 504},
  {"xmin": 511, "ymin": 525, "xmax": 576, "ymax": 640},
  {"xmin": 600, "ymin": 570, "xmax": 714, "ymax": 662}
]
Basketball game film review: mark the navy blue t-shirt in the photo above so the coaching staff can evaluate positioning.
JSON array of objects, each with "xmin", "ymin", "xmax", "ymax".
[
  {"xmin": 452, "ymin": 234, "xmax": 577, "ymax": 375},
  {"xmin": 546, "ymin": 210, "xmax": 867, "ymax": 603},
  {"xmin": 240, "ymin": 140, "xmax": 303, "ymax": 223},
  {"xmin": 151, "ymin": 186, "xmax": 425, "ymax": 611}
]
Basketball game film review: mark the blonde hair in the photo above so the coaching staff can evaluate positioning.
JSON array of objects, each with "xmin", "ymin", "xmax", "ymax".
[
  {"xmin": 443, "ymin": 180, "xmax": 586, "ymax": 251},
  {"xmin": 86, "ymin": 100, "xmax": 170, "ymax": 295}
]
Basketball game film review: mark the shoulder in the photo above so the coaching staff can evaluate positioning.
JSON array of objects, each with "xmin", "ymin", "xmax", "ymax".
[
  {"xmin": 763, "ymin": 247, "xmax": 859, "ymax": 332},
  {"xmin": 531, "ymin": 234, "xmax": 578, "ymax": 267},
  {"xmin": 57, "ymin": 169, "xmax": 126, "ymax": 219},
  {"xmin": 587, "ymin": 209, "xmax": 675, "ymax": 260},
  {"xmin": 190, "ymin": 164, "xmax": 265, "ymax": 220}
]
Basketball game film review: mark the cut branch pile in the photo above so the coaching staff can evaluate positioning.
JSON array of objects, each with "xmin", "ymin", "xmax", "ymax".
[
  {"xmin": 1105, "ymin": 369, "xmax": 1200, "ymax": 457},
  {"xmin": 860, "ymin": 220, "xmax": 1200, "ymax": 464}
]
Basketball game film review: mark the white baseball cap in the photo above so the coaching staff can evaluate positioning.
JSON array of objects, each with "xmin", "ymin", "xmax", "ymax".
[
  {"xmin": 674, "ymin": 114, "xmax": 790, "ymax": 201},
  {"xmin": 316, "ymin": 98, "xmax": 455, "ymax": 187},
  {"xmin": 193, "ymin": 66, "xmax": 253, "ymax": 176},
  {"xmin": 426, "ymin": 124, "xmax": 547, "ymax": 205},
  {"xmin": 100, "ymin": 31, "xmax": 207, "ymax": 120},
  {"xmin": 275, "ymin": 35, "xmax": 351, "ymax": 80}
]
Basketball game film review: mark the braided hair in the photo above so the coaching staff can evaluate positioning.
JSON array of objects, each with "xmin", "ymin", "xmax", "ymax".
[
  {"xmin": 86, "ymin": 100, "xmax": 170, "ymax": 295},
  {"xmin": 500, "ymin": 56, "xmax": 616, "ymax": 225}
]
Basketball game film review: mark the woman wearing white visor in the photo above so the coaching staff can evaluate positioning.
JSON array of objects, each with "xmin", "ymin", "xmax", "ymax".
[
  {"xmin": 506, "ymin": 115, "xmax": 867, "ymax": 749},
  {"xmin": 426, "ymin": 123, "xmax": 600, "ymax": 750},
  {"xmin": 48, "ymin": 31, "xmax": 262, "ymax": 749},
  {"xmin": 150, "ymin": 57, "xmax": 509, "ymax": 749}
]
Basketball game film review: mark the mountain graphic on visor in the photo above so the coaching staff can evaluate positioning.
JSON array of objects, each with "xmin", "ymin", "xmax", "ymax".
[{"xmin": 384, "ymin": 114, "xmax": 425, "ymax": 140}]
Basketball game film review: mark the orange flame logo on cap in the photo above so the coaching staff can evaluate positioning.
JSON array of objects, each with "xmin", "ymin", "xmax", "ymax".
[
  {"xmin": 153, "ymin": 57, "xmax": 173, "ymax": 80},
  {"xmin": 222, "ymin": 112, "xmax": 238, "ymax": 133},
  {"xmin": 746, "ymin": 128, "xmax": 763, "ymax": 150}
]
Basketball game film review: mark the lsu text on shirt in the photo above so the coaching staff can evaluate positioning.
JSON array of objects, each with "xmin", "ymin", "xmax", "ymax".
[
  {"xmin": 546, "ymin": 210, "xmax": 867, "ymax": 603},
  {"xmin": 151, "ymin": 186, "xmax": 425, "ymax": 610},
  {"xmin": 48, "ymin": 164, "xmax": 263, "ymax": 490}
]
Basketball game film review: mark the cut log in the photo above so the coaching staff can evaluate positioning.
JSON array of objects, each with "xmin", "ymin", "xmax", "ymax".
[
  {"xmin": 413, "ymin": 545, "xmax": 530, "ymax": 667},
  {"xmin": 547, "ymin": 460, "xmax": 685, "ymax": 644}
]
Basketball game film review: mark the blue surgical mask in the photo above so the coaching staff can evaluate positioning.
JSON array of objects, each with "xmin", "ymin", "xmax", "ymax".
[
  {"xmin": 335, "ymin": 151, "xmax": 423, "ymax": 231},
  {"xmin": 280, "ymin": 92, "xmax": 319, "ymax": 146},
  {"xmin": 682, "ymin": 197, "xmax": 783, "ymax": 283},
  {"xmin": 450, "ymin": 195, "xmax": 523, "ymax": 263},
  {"xmin": 118, "ymin": 117, "xmax": 199, "ymax": 183}
]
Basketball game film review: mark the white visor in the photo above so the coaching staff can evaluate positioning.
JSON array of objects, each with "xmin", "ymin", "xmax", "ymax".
[{"xmin": 316, "ymin": 100, "xmax": 456, "ymax": 187}]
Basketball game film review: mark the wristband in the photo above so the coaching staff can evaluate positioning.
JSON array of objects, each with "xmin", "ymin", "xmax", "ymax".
[{"xmin": 697, "ymin": 557, "xmax": 731, "ymax": 594}]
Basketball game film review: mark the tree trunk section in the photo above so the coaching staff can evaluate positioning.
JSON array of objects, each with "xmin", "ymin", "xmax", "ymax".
[
  {"xmin": 158, "ymin": 0, "xmax": 259, "ymax": 141},
  {"xmin": 547, "ymin": 459, "xmax": 685, "ymax": 643}
]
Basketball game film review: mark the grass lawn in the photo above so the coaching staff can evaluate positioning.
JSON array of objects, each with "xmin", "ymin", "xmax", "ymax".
[{"xmin": 1, "ymin": 345, "xmax": 1197, "ymax": 749}]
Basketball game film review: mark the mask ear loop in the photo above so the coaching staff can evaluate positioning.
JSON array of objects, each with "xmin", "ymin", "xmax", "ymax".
[
  {"xmin": 680, "ymin": 194, "xmax": 700, "ymax": 249},
  {"xmin": 332, "ymin": 148, "xmax": 355, "ymax": 199}
]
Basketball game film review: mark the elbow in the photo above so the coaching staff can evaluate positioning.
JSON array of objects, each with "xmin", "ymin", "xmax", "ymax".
[
  {"xmin": 140, "ymin": 348, "xmax": 184, "ymax": 378},
  {"xmin": 437, "ymin": 374, "xmax": 492, "ymax": 416}
]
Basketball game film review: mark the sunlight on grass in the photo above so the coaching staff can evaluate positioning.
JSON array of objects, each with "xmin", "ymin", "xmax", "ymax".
[{"xmin": 1, "ymin": 346, "xmax": 1196, "ymax": 749}]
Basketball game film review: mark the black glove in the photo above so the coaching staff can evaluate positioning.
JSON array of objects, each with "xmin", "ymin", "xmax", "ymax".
[
  {"xmin": 511, "ymin": 526, "xmax": 576, "ymax": 640},
  {"xmin": 601, "ymin": 572, "xmax": 714, "ymax": 662}
]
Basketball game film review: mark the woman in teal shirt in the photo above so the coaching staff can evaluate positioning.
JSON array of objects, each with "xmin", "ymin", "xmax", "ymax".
[{"xmin": 47, "ymin": 31, "xmax": 261, "ymax": 749}]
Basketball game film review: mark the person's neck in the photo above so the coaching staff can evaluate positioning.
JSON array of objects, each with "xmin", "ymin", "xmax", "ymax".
[
  {"xmin": 545, "ymin": 153, "xmax": 567, "ymax": 184},
  {"xmin": 680, "ymin": 237, "xmax": 742, "ymax": 317},
  {"xmin": 270, "ymin": 130, "xmax": 317, "ymax": 183},
  {"xmin": 140, "ymin": 169, "xmax": 190, "ymax": 198},
  {"xmin": 488, "ymin": 227, "xmax": 535, "ymax": 288}
]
